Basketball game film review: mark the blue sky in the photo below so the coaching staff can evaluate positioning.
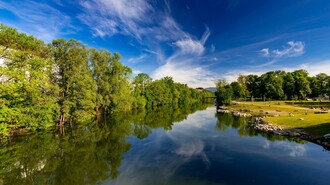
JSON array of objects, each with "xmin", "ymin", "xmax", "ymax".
[{"xmin": 1, "ymin": 0, "xmax": 330, "ymax": 87}]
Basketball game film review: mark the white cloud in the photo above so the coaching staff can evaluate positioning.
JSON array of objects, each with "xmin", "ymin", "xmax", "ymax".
[
  {"xmin": 144, "ymin": 49, "xmax": 162, "ymax": 56},
  {"xmin": 172, "ymin": 26, "xmax": 210, "ymax": 56},
  {"xmin": 174, "ymin": 38, "xmax": 205, "ymax": 56},
  {"xmin": 132, "ymin": 69, "xmax": 142, "ymax": 75},
  {"xmin": 79, "ymin": 0, "xmax": 186, "ymax": 42},
  {"xmin": 79, "ymin": 0, "xmax": 150, "ymax": 39},
  {"xmin": 152, "ymin": 61, "xmax": 218, "ymax": 88},
  {"xmin": 152, "ymin": 26, "xmax": 217, "ymax": 88},
  {"xmin": 80, "ymin": 0, "xmax": 216, "ymax": 88},
  {"xmin": 200, "ymin": 26, "xmax": 211, "ymax": 45},
  {"xmin": 128, "ymin": 54, "xmax": 148, "ymax": 64},
  {"xmin": 260, "ymin": 41, "xmax": 305, "ymax": 58},
  {"xmin": 283, "ymin": 60, "xmax": 330, "ymax": 76},
  {"xmin": 260, "ymin": 48, "xmax": 269, "ymax": 56},
  {"xmin": 0, "ymin": 0, "xmax": 75, "ymax": 42}
]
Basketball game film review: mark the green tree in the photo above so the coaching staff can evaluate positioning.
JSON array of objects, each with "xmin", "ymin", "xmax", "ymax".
[
  {"xmin": 52, "ymin": 39, "xmax": 97, "ymax": 125},
  {"xmin": 245, "ymin": 74, "xmax": 260, "ymax": 100},
  {"xmin": 308, "ymin": 76, "xmax": 319, "ymax": 98},
  {"xmin": 108, "ymin": 53, "xmax": 133, "ymax": 112},
  {"xmin": 215, "ymin": 80, "xmax": 233, "ymax": 105},
  {"xmin": 316, "ymin": 73, "xmax": 329, "ymax": 97},
  {"xmin": 89, "ymin": 48, "xmax": 113, "ymax": 114},
  {"xmin": 132, "ymin": 73, "xmax": 152, "ymax": 109},
  {"xmin": 230, "ymin": 81, "xmax": 247, "ymax": 99},
  {"xmin": 283, "ymin": 72, "xmax": 296, "ymax": 100},
  {"xmin": 292, "ymin": 69, "xmax": 311, "ymax": 100},
  {"xmin": 260, "ymin": 71, "xmax": 284, "ymax": 100},
  {"xmin": 0, "ymin": 24, "xmax": 58, "ymax": 138},
  {"xmin": 133, "ymin": 73, "xmax": 152, "ymax": 96}
]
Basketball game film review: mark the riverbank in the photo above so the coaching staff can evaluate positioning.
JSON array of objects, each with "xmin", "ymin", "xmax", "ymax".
[{"xmin": 217, "ymin": 101, "xmax": 330, "ymax": 149}]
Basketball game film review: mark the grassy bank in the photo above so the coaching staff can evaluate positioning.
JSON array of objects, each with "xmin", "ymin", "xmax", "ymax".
[{"xmin": 227, "ymin": 101, "xmax": 330, "ymax": 137}]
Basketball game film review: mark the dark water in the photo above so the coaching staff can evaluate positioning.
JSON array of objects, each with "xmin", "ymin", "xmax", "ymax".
[{"xmin": 1, "ymin": 105, "xmax": 329, "ymax": 185}]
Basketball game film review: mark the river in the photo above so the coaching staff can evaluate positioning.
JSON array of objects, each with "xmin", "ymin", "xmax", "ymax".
[{"xmin": 0, "ymin": 104, "xmax": 329, "ymax": 185}]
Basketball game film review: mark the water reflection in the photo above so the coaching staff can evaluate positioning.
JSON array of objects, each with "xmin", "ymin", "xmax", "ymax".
[
  {"xmin": 0, "ymin": 104, "xmax": 329, "ymax": 185},
  {"xmin": 0, "ymin": 103, "xmax": 210, "ymax": 185},
  {"xmin": 216, "ymin": 112, "xmax": 307, "ymax": 144}
]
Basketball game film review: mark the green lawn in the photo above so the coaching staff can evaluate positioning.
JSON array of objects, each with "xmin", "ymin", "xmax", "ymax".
[
  {"xmin": 265, "ymin": 113, "xmax": 330, "ymax": 137},
  {"xmin": 227, "ymin": 101, "xmax": 330, "ymax": 137}
]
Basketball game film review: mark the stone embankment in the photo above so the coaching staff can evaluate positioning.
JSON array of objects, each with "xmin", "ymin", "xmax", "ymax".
[
  {"xmin": 249, "ymin": 117, "xmax": 309, "ymax": 138},
  {"xmin": 217, "ymin": 106, "xmax": 330, "ymax": 149},
  {"xmin": 250, "ymin": 116, "xmax": 330, "ymax": 149}
]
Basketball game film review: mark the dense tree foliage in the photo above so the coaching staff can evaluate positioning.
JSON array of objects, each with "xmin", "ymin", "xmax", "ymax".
[
  {"xmin": 215, "ymin": 80, "xmax": 233, "ymax": 106},
  {"xmin": 0, "ymin": 24, "xmax": 213, "ymax": 139},
  {"xmin": 217, "ymin": 69, "xmax": 329, "ymax": 103},
  {"xmin": 144, "ymin": 76, "xmax": 213, "ymax": 108},
  {"xmin": 0, "ymin": 24, "xmax": 58, "ymax": 139},
  {"xmin": 52, "ymin": 39, "xmax": 97, "ymax": 125}
]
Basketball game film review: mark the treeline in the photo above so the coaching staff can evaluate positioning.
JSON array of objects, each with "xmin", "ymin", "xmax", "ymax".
[
  {"xmin": 0, "ymin": 24, "xmax": 213, "ymax": 137},
  {"xmin": 216, "ymin": 70, "xmax": 330, "ymax": 105}
]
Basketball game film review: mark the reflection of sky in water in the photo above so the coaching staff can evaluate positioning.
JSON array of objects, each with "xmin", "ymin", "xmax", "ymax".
[{"xmin": 103, "ymin": 107, "xmax": 330, "ymax": 185}]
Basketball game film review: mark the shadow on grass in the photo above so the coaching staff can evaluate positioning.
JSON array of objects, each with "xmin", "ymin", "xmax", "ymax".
[
  {"xmin": 285, "ymin": 101, "xmax": 330, "ymax": 109},
  {"xmin": 297, "ymin": 122, "xmax": 330, "ymax": 138}
]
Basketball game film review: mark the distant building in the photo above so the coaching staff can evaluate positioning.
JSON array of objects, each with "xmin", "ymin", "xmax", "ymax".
[{"xmin": 196, "ymin": 87, "xmax": 204, "ymax": 91}]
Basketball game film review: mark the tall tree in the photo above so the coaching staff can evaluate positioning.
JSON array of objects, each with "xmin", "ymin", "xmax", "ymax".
[
  {"xmin": 89, "ymin": 48, "xmax": 113, "ymax": 114},
  {"xmin": 52, "ymin": 39, "xmax": 97, "ymax": 125},
  {"xmin": 283, "ymin": 72, "xmax": 296, "ymax": 100},
  {"xmin": 308, "ymin": 76, "xmax": 319, "ymax": 98},
  {"xmin": 260, "ymin": 71, "xmax": 284, "ymax": 100},
  {"xmin": 292, "ymin": 69, "xmax": 311, "ymax": 100},
  {"xmin": 245, "ymin": 74, "xmax": 260, "ymax": 100},
  {"xmin": 133, "ymin": 73, "xmax": 152, "ymax": 96},
  {"xmin": 215, "ymin": 80, "xmax": 233, "ymax": 105},
  {"xmin": 316, "ymin": 73, "xmax": 329, "ymax": 97},
  {"xmin": 108, "ymin": 53, "xmax": 133, "ymax": 112},
  {"xmin": 132, "ymin": 73, "xmax": 152, "ymax": 109},
  {"xmin": 0, "ymin": 25, "xmax": 58, "ymax": 135},
  {"xmin": 231, "ymin": 81, "xmax": 247, "ymax": 99}
]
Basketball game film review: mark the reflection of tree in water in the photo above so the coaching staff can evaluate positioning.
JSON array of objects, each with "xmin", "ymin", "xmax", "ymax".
[
  {"xmin": 127, "ymin": 103, "xmax": 211, "ymax": 139},
  {"xmin": 0, "ymin": 103, "xmax": 211, "ymax": 184},
  {"xmin": 0, "ymin": 119, "xmax": 131, "ymax": 185},
  {"xmin": 215, "ymin": 113, "xmax": 306, "ymax": 144}
]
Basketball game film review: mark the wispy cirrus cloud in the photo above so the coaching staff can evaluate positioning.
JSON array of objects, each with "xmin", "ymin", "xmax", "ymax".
[
  {"xmin": 128, "ymin": 54, "xmax": 149, "ymax": 64},
  {"xmin": 79, "ymin": 0, "xmax": 186, "ymax": 43},
  {"xmin": 152, "ymin": 27, "xmax": 218, "ymax": 87},
  {"xmin": 0, "ymin": 0, "xmax": 75, "ymax": 42},
  {"xmin": 173, "ymin": 26, "xmax": 210, "ymax": 56},
  {"xmin": 79, "ymin": 0, "xmax": 217, "ymax": 87},
  {"xmin": 174, "ymin": 38, "xmax": 205, "ymax": 56},
  {"xmin": 79, "ymin": 0, "xmax": 152, "ymax": 39},
  {"xmin": 260, "ymin": 41, "xmax": 305, "ymax": 57}
]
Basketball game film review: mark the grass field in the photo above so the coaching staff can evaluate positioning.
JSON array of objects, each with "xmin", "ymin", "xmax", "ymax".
[{"xmin": 228, "ymin": 101, "xmax": 330, "ymax": 137}]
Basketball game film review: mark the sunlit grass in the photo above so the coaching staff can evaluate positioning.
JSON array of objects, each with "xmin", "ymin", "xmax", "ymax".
[{"xmin": 228, "ymin": 100, "xmax": 330, "ymax": 137}]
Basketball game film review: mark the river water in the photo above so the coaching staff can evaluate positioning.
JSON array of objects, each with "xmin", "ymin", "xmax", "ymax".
[{"xmin": 0, "ymin": 105, "xmax": 329, "ymax": 185}]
